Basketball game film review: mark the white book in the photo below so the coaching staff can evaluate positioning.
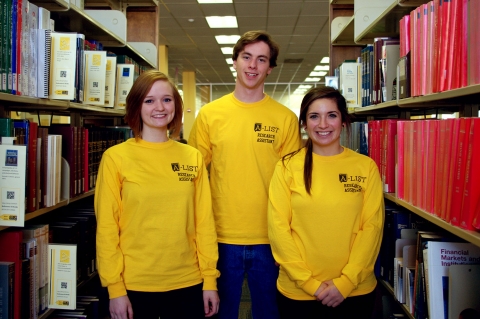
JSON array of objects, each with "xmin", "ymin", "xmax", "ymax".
[
  {"xmin": 38, "ymin": 7, "xmax": 51, "ymax": 29},
  {"xmin": 19, "ymin": 0, "xmax": 29, "ymax": 96},
  {"xmin": 27, "ymin": 2, "xmax": 39, "ymax": 97},
  {"xmin": 49, "ymin": 32, "xmax": 77, "ymax": 100},
  {"xmin": 115, "ymin": 64, "xmax": 135, "ymax": 109},
  {"xmin": 381, "ymin": 42, "xmax": 400, "ymax": 102},
  {"xmin": 83, "ymin": 50, "xmax": 106, "ymax": 105},
  {"xmin": 426, "ymin": 241, "xmax": 480, "ymax": 319},
  {"xmin": 449, "ymin": 264, "xmax": 480, "ymax": 319},
  {"xmin": 37, "ymin": 29, "xmax": 52, "ymax": 98},
  {"xmin": 104, "ymin": 56, "xmax": 117, "ymax": 108}
]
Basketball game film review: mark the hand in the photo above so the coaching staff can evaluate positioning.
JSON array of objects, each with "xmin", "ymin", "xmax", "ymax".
[
  {"xmin": 315, "ymin": 280, "xmax": 345, "ymax": 307},
  {"xmin": 203, "ymin": 290, "xmax": 220, "ymax": 317},
  {"xmin": 109, "ymin": 295, "xmax": 134, "ymax": 319},
  {"xmin": 313, "ymin": 282, "xmax": 329, "ymax": 298}
]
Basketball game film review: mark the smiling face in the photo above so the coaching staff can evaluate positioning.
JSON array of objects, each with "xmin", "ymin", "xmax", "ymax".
[
  {"xmin": 140, "ymin": 80, "xmax": 176, "ymax": 141},
  {"xmin": 233, "ymin": 41, "xmax": 273, "ymax": 93},
  {"xmin": 305, "ymin": 98, "xmax": 344, "ymax": 156}
]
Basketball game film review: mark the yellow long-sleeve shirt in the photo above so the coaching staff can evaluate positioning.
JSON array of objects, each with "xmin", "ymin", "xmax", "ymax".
[
  {"xmin": 268, "ymin": 147, "xmax": 384, "ymax": 300},
  {"xmin": 95, "ymin": 138, "xmax": 219, "ymax": 299},
  {"xmin": 188, "ymin": 93, "xmax": 302, "ymax": 245}
]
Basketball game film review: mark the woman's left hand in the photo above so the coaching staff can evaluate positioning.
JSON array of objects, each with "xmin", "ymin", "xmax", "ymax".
[
  {"xmin": 203, "ymin": 290, "xmax": 220, "ymax": 317},
  {"xmin": 315, "ymin": 280, "xmax": 345, "ymax": 307}
]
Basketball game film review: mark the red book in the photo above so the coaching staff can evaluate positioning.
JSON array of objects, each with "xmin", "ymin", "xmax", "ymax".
[
  {"xmin": 424, "ymin": 120, "xmax": 438, "ymax": 214},
  {"xmin": 468, "ymin": 0, "xmax": 480, "ymax": 85},
  {"xmin": 448, "ymin": 118, "xmax": 471, "ymax": 225},
  {"xmin": 433, "ymin": 120, "xmax": 446, "ymax": 216},
  {"xmin": 414, "ymin": 120, "xmax": 425, "ymax": 209},
  {"xmin": 421, "ymin": 3, "xmax": 428, "ymax": 96},
  {"xmin": 426, "ymin": 1, "xmax": 435, "ymax": 94},
  {"xmin": 409, "ymin": 10, "xmax": 416, "ymax": 96},
  {"xmin": 432, "ymin": 0, "xmax": 442, "ymax": 93},
  {"xmin": 459, "ymin": 0, "xmax": 468, "ymax": 88},
  {"xmin": 461, "ymin": 118, "xmax": 480, "ymax": 230},
  {"xmin": 384, "ymin": 120, "xmax": 400, "ymax": 193},
  {"xmin": 0, "ymin": 230, "xmax": 23, "ymax": 319},
  {"xmin": 439, "ymin": 0, "xmax": 453, "ymax": 91},
  {"xmin": 396, "ymin": 121, "xmax": 407, "ymax": 199},
  {"xmin": 84, "ymin": 128, "xmax": 89, "ymax": 193},
  {"xmin": 27, "ymin": 121, "xmax": 38, "ymax": 213},
  {"xmin": 441, "ymin": 119, "xmax": 458, "ymax": 220},
  {"xmin": 405, "ymin": 121, "xmax": 415, "ymax": 204},
  {"xmin": 446, "ymin": 0, "xmax": 462, "ymax": 90}
]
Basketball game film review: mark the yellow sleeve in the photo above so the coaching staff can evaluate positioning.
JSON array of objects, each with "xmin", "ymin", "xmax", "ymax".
[
  {"xmin": 280, "ymin": 115, "xmax": 302, "ymax": 157},
  {"xmin": 94, "ymin": 151, "xmax": 127, "ymax": 299},
  {"xmin": 188, "ymin": 112, "xmax": 212, "ymax": 165},
  {"xmin": 193, "ymin": 154, "xmax": 220, "ymax": 290},
  {"xmin": 268, "ymin": 160, "xmax": 322, "ymax": 296},
  {"xmin": 333, "ymin": 160, "xmax": 384, "ymax": 298}
]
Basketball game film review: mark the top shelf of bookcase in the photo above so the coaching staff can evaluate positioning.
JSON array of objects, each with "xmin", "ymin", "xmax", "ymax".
[
  {"xmin": 354, "ymin": 0, "xmax": 430, "ymax": 44},
  {"xmin": 385, "ymin": 193, "xmax": 480, "ymax": 247},
  {"xmin": 330, "ymin": 0, "xmax": 353, "ymax": 4}
]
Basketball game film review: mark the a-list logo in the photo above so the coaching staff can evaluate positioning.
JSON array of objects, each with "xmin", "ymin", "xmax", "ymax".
[
  {"xmin": 339, "ymin": 174, "xmax": 366, "ymax": 192},
  {"xmin": 171, "ymin": 163, "xmax": 199, "ymax": 181},
  {"xmin": 254, "ymin": 123, "xmax": 279, "ymax": 144}
]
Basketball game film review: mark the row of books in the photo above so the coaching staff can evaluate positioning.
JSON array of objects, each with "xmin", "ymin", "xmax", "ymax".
[
  {"xmin": 0, "ymin": 204, "xmax": 99, "ymax": 319},
  {"xmin": 0, "ymin": 0, "xmax": 149, "ymax": 108},
  {"xmin": 0, "ymin": 118, "xmax": 131, "ymax": 220},
  {"xmin": 400, "ymin": 0, "xmax": 474, "ymax": 97},
  {"xmin": 380, "ymin": 204, "xmax": 480, "ymax": 319},
  {"xmin": 338, "ymin": 0, "xmax": 480, "ymax": 109},
  {"xmin": 367, "ymin": 118, "xmax": 480, "ymax": 232}
]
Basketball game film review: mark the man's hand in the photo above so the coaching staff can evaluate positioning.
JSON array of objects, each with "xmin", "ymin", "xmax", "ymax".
[
  {"xmin": 203, "ymin": 290, "xmax": 220, "ymax": 317},
  {"xmin": 315, "ymin": 280, "xmax": 345, "ymax": 307}
]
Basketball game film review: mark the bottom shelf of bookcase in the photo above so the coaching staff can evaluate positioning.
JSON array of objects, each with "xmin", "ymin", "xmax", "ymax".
[{"xmin": 378, "ymin": 279, "xmax": 414, "ymax": 319}]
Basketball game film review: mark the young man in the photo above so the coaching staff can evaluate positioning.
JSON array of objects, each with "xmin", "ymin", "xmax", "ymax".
[{"xmin": 188, "ymin": 30, "xmax": 302, "ymax": 319}]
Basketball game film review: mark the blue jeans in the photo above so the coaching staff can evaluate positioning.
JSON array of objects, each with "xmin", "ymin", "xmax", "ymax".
[{"xmin": 216, "ymin": 243, "xmax": 279, "ymax": 319}]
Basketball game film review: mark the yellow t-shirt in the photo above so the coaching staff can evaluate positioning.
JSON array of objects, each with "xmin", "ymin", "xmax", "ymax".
[
  {"xmin": 95, "ymin": 138, "xmax": 219, "ymax": 299},
  {"xmin": 268, "ymin": 147, "xmax": 384, "ymax": 300},
  {"xmin": 188, "ymin": 93, "xmax": 302, "ymax": 244}
]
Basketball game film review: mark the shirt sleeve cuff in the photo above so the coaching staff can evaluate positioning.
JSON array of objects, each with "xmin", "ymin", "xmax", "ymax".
[
  {"xmin": 303, "ymin": 278, "xmax": 322, "ymax": 296},
  {"xmin": 202, "ymin": 276, "xmax": 218, "ymax": 291},
  {"xmin": 333, "ymin": 277, "xmax": 355, "ymax": 298},
  {"xmin": 107, "ymin": 281, "xmax": 127, "ymax": 299}
]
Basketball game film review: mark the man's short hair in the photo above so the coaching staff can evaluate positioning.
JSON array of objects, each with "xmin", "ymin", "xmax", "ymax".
[{"xmin": 232, "ymin": 30, "xmax": 280, "ymax": 68}]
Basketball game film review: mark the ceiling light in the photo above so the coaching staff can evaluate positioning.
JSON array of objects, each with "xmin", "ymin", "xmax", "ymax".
[
  {"xmin": 305, "ymin": 77, "xmax": 321, "ymax": 82},
  {"xmin": 310, "ymin": 71, "xmax": 327, "ymax": 77},
  {"xmin": 221, "ymin": 47, "xmax": 234, "ymax": 55},
  {"xmin": 216, "ymin": 35, "xmax": 241, "ymax": 44},
  {"xmin": 320, "ymin": 57, "xmax": 330, "ymax": 64},
  {"xmin": 298, "ymin": 85, "xmax": 312, "ymax": 89},
  {"xmin": 229, "ymin": 66, "xmax": 235, "ymax": 72},
  {"xmin": 314, "ymin": 65, "xmax": 329, "ymax": 71},
  {"xmin": 198, "ymin": 0, "xmax": 232, "ymax": 3},
  {"xmin": 226, "ymin": 58, "xmax": 233, "ymax": 64},
  {"xmin": 232, "ymin": 72, "xmax": 237, "ymax": 77},
  {"xmin": 206, "ymin": 16, "xmax": 238, "ymax": 28}
]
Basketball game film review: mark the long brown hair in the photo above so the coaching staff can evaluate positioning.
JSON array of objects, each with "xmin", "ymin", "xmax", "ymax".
[
  {"xmin": 124, "ymin": 70, "xmax": 183, "ymax": 140},
  {"xmin": 284, "ymin": 86, "xmax": 351, "ymax": 195}
]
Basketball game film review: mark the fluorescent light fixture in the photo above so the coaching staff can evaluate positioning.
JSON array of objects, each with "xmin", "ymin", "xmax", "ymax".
[
  {"xmin": 314, "ymin": 65, "xmax": 329, "ymax": 71},
  {"xmin": 305, "ymin": 77, "xmax": 321, "ymax": 82},
  {"xmin": 221, "ymin": 47, "xmax": 234, "ymax": 55},
  {"xmin": 226, "ymin": 58, "xmax": 233, "ymax": 64},
  {"xmin": 320, "ymin": 57, "xmax": 329, "ymax": 64},
  {"xmin": 229, "ymin": 66, "xmax": 235, "ymax": 72},
  {"xmin": 216, "ymin": 35, "xmax": 241, "ymax": 44},
  {"xmin": 206, "ymin": 16, "xmax": 238, "ymax": 28},
  {"xmin": 198, "ymin": 0, "xmax": 232, "ymax": 3},
  {"xmin": 232, "ymin": 72, "xmax": 237, "ymax": 77},
  {"xmin": 298, "ymin": 85, "xmax": 312, "ymax": 89},
  {"xmin": 310, "ymin": 71, "xmax": 327, "ymax": 77}
]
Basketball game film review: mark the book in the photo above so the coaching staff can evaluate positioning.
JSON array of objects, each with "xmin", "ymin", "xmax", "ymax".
[
  {"xmin": 104, "ymin": 56, "xmax": 117, "ymax": 108},
  {"xmin": 83, "ymin": 50, "xmax": 106, "ymax": 105},
  {"xmin": 27, "ymin": 2, "xmax": 39, "ymax": 97},
  {"xmin": 37, "ymin": 29, "xmax": 52, "ymax": 99},
  {"xmin": 0, "ymin": 262, "xmax": 15, "ymax": 319},
  {"xmin": 49, "ymin": 32, "xmax": 77, "ymax": 100},
  {"xmin": 448, "ymin": 264, "xmax": 480, "ymax": 319},
  {"xmin": 74, "ymin": 34, "xmax": 85, "ymax": 103},
  {"xmin": 22, "ymin": 237, "xmax": 38, "ymax": 319},
  {"xmin": 426, "ymin": 241, "xmax": 480, "ymax": 319},
  {"xmin": 0, "ymin": 230, "xmax": 23, "ymax": 319},
  {"xmin": 114, "ymin": 64, "xmax": 134, "ymax": 109}
]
